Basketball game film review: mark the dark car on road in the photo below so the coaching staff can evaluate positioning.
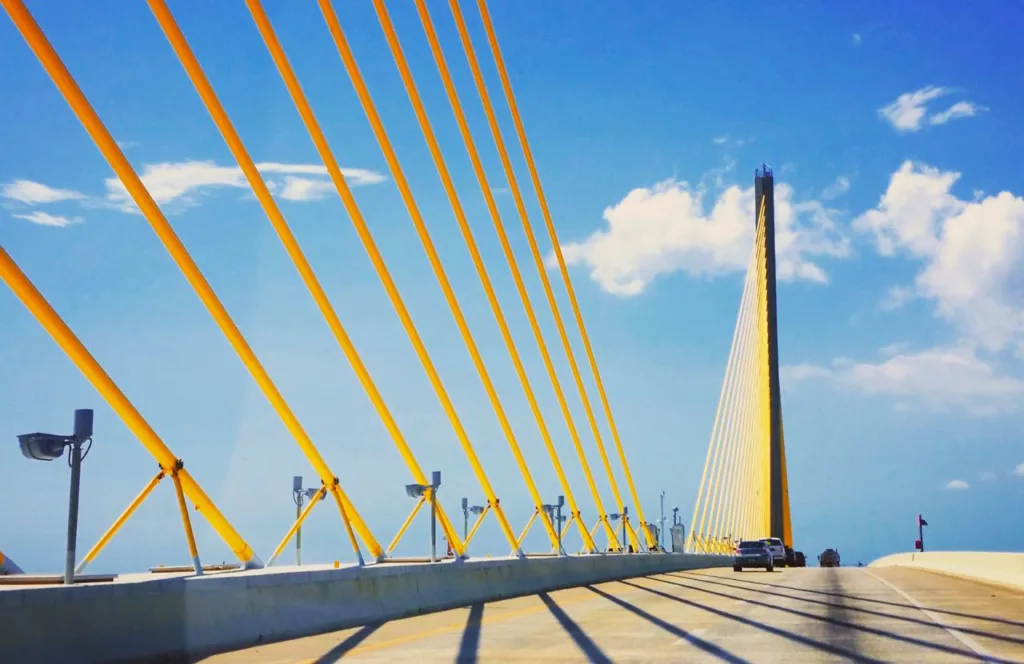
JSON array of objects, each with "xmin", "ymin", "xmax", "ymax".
[
  {"xmin": 793, "ymin": 551, "xmax": 807, "ymax": 567},
  {"xmin": 818, "ymin": 548, "xmax": 840, "ymax": 567},
  {"xmin": 733, "ymin": 540, "xmax": 774, "ymax": 572}
]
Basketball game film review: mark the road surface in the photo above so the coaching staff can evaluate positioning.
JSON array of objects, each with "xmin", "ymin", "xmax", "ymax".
[{"xmin": 204, "ymin": 566, "xmax": 1024, "ymax": 662}]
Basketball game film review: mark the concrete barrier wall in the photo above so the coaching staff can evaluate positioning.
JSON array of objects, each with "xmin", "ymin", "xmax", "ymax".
[
  {"xmin": 870, "ymin": 551, "xmax": 1024, "ymax": 590},
  {"xmin": 0, "ymin": 553, "xmax": 727, "ymax": 663}
]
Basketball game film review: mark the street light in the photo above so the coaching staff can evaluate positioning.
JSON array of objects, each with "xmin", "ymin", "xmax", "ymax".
[
  {"xmin": 17, "ymin": 409, "xmax": 93, "ymax": 585},
  {"xmin": 461, "ymin": 497, "xmax": 485, "ymax": 541},
  {"xmin": 607, "ymin": 506, "xmax": 628, "ymax": 552},
  {"xmin": 405, "ymin": 471, "xmax": 441, "ymax": 561},
  {"xmin": 659, "ymin": 490, "xmax": 666, "ymax": 551},
  {"xmin": 292, "ymin": 476, "xmax": 324, "ymax": 566},
  {"xmin": 541, "ymin": 495, "xmax": 566, "ymax": 555}
]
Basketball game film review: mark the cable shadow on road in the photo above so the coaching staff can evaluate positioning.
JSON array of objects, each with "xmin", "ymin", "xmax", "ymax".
[
  {"xmin": 312, "ymin": 622, "xmax": 385, "ymax": 663},
  {"xmin": 538, "ymin": 592, "xmax": 612, "ymax": 664},
  {"xmin": 609, "ymin": 580, "xmax": 884, "ymax": 663},
  {"xmin": 669, "ymin": 572, "xmax": 1024, "ymax": 646},
  {"xmin": 641, "ymin": 577, "xmax": 1019, "ymax": 663},
  {"xmin": 583, "ymin": 586, "xmax": 749, "ymax": 663},
  {"xmin": 456, "ymin": 603, "xmax": 484, "ymax": 663},
  {"xmin": 682, "ymin": 571, "xmax": 1024, "ymax": 628}
]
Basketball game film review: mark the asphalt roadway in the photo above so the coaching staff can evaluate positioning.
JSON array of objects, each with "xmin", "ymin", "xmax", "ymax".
[{"xmin": 204, "ymin": 566, "xmax": 1024, "ymax": 663}]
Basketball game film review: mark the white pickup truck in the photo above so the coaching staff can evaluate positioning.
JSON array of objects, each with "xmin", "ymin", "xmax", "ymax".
[{"xmin": 760, "ymin": 537, "xmax": 787, "ymax": 567}]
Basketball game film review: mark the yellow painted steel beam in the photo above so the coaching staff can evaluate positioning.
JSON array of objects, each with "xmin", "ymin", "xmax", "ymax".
[
  {"xmin": 76, "ymin": 470, "xmax": 165, "ymax": 575},
  {"xmin": 780, "ymin": 416, "xmax": 793, "ymax": 547},
  {"xmin": 386, "ymin": 496, "xmax": 426, "ymax": 558},
  {"xmin": 242, "ymin": 0, "xmax": 521, "ymax": 555},
  {"xmin": 0, "ymin": 0, "xmax": 381, "ymax": 561},
  {"xmin": 367, "ymin": 0, "xmax": 600, "ymax": 555},
  {"xmin": 515, "ymin": 511, "xmax": 539, "ymax": 549},
  {"xmin": 267, "ymin": 485, "xmax": 327, "ymax": 566},
  {"xmin": 171, "ymin": 468, "xmax": 202, "ymax": 575},
  {"xmin": 444, "ymin": 0, "xmax": 636, "ymax": 552},
  {"xmin": 144, "ymin": 0, "xmax": 463, "ymax": 558},
  {"xmin": 471, "ymin": 0, "xmax": 654, "ymax": 549},
  {"xmin": 464, "ymin": 504, "xmax": 491, "ymax": 547},
  {"xmin": 0, "ymin": 240, "xmax": 260, "ymax": 567},
  {"xmin": 314, "ymin": 0, "xmax": 560, "ymax": 553}
]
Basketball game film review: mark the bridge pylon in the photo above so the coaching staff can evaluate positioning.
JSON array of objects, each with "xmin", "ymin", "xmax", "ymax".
[{"xmin": 686, "ymin": 165, "xmax": 793, "ymax": 553}]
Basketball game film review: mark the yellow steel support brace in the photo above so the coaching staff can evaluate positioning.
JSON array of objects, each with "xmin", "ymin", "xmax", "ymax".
[
  {"xmin": 0, "ymin": 240, "xmax": 259, "ymax": 567},
  {"xmin": 145, "ymin": 0, "xmax": 463, "ymax": 558},
  {"xmin": 171, "ymin": 467, "xmax": 202, "ymax": 575},
  {"xmin": 386, "ymin": 496, "xmax": 426, "ymax": 557},
  {"xmin": 76, "ymin": 470, "xmax": 166, "ymax": 575},
  {"xmin": 315, "ymin": 0, "xmax": 559, "ymax": 554},
  {"xmin": 516, "ymin": 511, "xmax": 539, "ymax": 550},
  {"xmin": 446, "ymin": 0, "xmax": 638, "ymax": 552},
  {"xmin": 364, "ymin": 0, "xmax": 600, "ymax": 555},
  {"xmin": 0, "ymin": 0, "xmax": 381, "ymax": 561},
  {"xmin": 464, "ymin": 504, "xmax": 491, "ymax": 547},
  {"xmin": 242, "ymin": 0, "xmax": 521, "ymax": 555},
  {"xmin": 267, "ymin": 486, "xmax": 327, "ymax": 566},
  {"xmin": 470, "ymin": 0, "xmax": 653, "ymax": 549}
]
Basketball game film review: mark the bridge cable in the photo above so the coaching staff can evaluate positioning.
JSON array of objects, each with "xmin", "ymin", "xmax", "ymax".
[
  {"xmin": 360, "ymin": 0, "xmax": 609, "ymax": 553},
  {"xmin": 448, "ymin": 0, "xmax": 643, "ymax": 552},
  {"xmin": 145, "ymin": 0, "xmax": 465, "ymax": 559},
  {"xmin": 704, "ymin": 239, "xmax": 761, "ymax": 551},
  {"xmin": 243, "ymin": 0, "xmax": 524, "ymax": 554},
  {"xmin": 0, "ymin": 0, "xmax": 386, "ymax": 563},
  {"xmin": 312, "ymin": 0, "xmax": 562, "ymax": 555},
  {"xmin": 692, "ymin": 229, "xmax": 760, "ymax": 550},
  {"xmin": 375, "ymin": 0, "xmax": 616, "ymax": 553}
]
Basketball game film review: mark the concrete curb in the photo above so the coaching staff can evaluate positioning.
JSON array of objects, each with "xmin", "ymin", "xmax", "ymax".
[{"xmin": 0, "ymin": 552, "xmax": 728, "ymax": 662}]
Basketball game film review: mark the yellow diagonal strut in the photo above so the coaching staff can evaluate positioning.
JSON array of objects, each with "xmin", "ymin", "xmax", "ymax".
[
  {"xmin": 145, "ymin": 0, "xmax": 463, "ymax": 558},
  {"xmin": 360, "ymin": 0, "xmax": 600, "ymax": 554},
  {"xmin": 0, "ymin": 245, "xmax": 259, "ymax": 568},
  {"xmin": 443, "ymin": 0, "xmax": 633, "ymax": 552},
  {"xmin": 1, "ymin": 0, "xmax": 381, "ymax": 562},
  {"xmin": 243, "ymin": 0, "xmax": 521, "ymax": 554}
]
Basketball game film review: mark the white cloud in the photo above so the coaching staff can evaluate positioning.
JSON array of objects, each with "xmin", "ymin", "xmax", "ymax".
[
  {"xmin": 980, "ymin": 471, "xmax": 996, "ymax": 481},
  {"xmin": 13, "ymin": 211, "xmax": 82, "ymax": 227},
  {"xmin": 842, "ymin": 345, "xmax": 1024, "ymax": 416},
  {"xmin": 853, "ymin": 33, "xmax": 863, "ymax": 45},
  {"xmin": 878, "ymin": 86, "xmax": 986, "ymax": 132},
  {"xmin": 103, "ymin": 160, "xmax": 386, "ymax": 211},
  {"xmin": 278, "ymin": 176, "xmax": 335, "ymax": 202},
  {"xmin": 855, "ymin": 161, "xmax": 1024, "ymax": 353},
  {"xmin": 556, "ymin": 177, "xmax": 849, "ymax": 296},
  {"xmin": 945, "ymin": 479, "xmax": 969, "ymax": 490},
  {"xmin": 930, "ymin": 101, "xmax": 988, "ymax": 126},
  {"xmin": 787, "ymin": 344, "xmax": 1024, "ymax": 415},
  {"xmin": 781, "ymin": 363, "xmax": 832, "ymax": 382},
  {"xmin": 879, "ymin": 341, "xmax": 910, "ymax": 357},
  {"xmin": 821, "ymin": 176, "xmax": 851, "ymax": 200},
  {"xmin": 712, "ymin": 135, "xmax": 729, "ymax": 145},
  {"xmin": 880, "ymin": 285, "xmax": 914, "ymax": 311},
  {"xmin": 1, "ymin": 179, "xmax": 85, "ymax": 205},
  {"xmin": 1015, "ymin": 463, "xmax": 1024, "ymax": 478}
]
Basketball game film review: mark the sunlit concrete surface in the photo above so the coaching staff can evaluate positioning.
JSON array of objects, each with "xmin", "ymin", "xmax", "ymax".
[{"xmin": 204, "ymin": 567, "xmax": 1024, "ymax": 663}]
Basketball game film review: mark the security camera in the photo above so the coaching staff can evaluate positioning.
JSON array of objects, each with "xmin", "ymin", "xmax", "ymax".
[{"xmin": 18, "ymin": 433, "xmax": 70, "ymax": 461}]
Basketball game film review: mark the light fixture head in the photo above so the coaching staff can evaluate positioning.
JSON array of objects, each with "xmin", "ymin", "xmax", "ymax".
[{"xmin": 17, "ymin": 433, "xmax": 70, "ymax": 462}]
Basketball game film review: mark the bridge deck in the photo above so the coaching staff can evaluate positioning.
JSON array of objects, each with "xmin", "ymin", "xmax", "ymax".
[{"xmin": 204, "ymin": 567, "xmax": 1024, "ymax": 663}]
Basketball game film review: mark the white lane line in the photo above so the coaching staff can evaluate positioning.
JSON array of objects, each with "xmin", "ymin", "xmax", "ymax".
[{"xmin": 864, "ymin": 569, "xmax": 997, "ymax": 662}]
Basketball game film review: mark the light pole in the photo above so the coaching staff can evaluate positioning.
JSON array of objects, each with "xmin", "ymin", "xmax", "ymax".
[
  {"xmin": 541, "ymin": 495, "xmax": 566, "ymax": 555},
  {"xmin": 462, "ymin": 500, "xmax": 485, "ymax": 541},
  {"xmin": 608, "ymin": 506, "xmax": 628, "ymax": 552},
  {"xmin": 17, "ymin": 408, "xmax": 93, "ymax": 585},
  {"xmin": 406, "ymin": 471, "xmax": 442, "ymax": 561},
  {"xmin": 659, "ymin": 491, "xmax": 666, "ymax": 551},
  {"xmin": 292, "ymin": 476, "xmax": 323, "ymax": 566}
]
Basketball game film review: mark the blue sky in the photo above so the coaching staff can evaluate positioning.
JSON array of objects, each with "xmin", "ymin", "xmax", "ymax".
[{"xmin": 1, "ymin": 1, "xmax": 1022, "ymax": 572}]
